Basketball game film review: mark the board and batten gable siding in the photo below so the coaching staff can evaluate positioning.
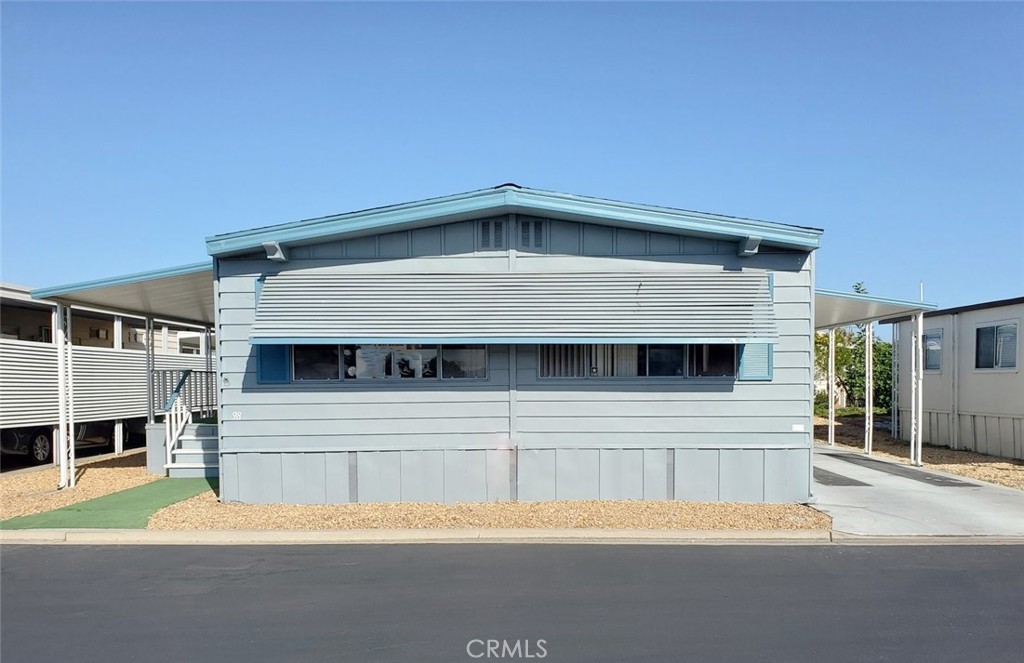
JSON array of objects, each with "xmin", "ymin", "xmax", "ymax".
[
  {"xmin": 216, "ymin": 217, "xmax": 814, "ymax": 504},
  {"xmin": 896, "ymin": 302, "xmax": 1024, "ymax": 459}
]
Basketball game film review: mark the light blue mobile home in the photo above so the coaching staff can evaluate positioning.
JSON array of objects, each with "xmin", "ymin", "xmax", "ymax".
[{"xmin": 205, "ymin": 185, "xmax": 822, "ymax": 504}]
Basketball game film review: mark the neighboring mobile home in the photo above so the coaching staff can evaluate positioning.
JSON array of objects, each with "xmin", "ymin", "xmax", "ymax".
[
  {"xmin": 205, "ymin": 185, "xmax": 822, "ymax": 504},
  {"xmin": 893, "ymin": 297, "xmax": 1023, "ymax": 460}
]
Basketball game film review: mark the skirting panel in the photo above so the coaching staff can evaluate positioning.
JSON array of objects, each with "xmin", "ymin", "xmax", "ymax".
[{"xmin": 220, "ymin": 447, "xmax": 812, "ymax": 504}]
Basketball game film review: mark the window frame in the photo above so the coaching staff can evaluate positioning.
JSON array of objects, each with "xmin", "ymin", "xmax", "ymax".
[
  {"xmin": 537, "ymin": 343, "xmax": 739, "ymax": 380},
  {"xmin": 922, "ymin": 329, "xmax": 943, "ymax": 372},
  {"xmin": 292, "ymin": 344, "xmax": 342, "ymax": 382},
  {"xmin": 973, "ymin": 320, "xmax": 1018, "ymax": 371},
  {"xmin": 285, "ymin": 344, "xmax": 488, "ymax": 384}
]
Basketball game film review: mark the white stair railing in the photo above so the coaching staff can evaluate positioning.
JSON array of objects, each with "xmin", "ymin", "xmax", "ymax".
[{"xmin": 162, "ymin": 369, "xmax": 196, "ymax": 468}]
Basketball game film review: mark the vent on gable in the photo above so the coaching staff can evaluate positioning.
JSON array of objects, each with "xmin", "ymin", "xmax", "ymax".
[
  {"xmin": 521, "ymin": 219, "xmax": 544, "ymax": 249},
  {"xmin": 480, "ymin": 219, "xmax": 504, "ymax": 249}
]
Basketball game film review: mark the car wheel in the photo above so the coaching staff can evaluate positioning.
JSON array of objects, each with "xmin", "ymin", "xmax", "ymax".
[{"xmin": 29, "ymin": 429, "xmax": 53, "ymax": 465}]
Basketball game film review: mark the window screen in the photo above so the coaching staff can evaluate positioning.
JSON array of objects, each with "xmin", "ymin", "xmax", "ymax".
[
  {"xmin": 923, "ymin": 331, "xmax": 942, "ymax": 370},
  {"xmin": 976, "ymin": 324, "xmax": 1017, "ymax": 369}
]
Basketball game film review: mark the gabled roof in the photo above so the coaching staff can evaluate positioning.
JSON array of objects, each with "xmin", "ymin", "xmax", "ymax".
[{"xmin": 205, "ymin": 184, "xmax": 823, "ymax": 257}]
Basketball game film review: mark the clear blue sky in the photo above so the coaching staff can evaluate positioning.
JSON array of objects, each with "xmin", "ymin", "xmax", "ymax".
[{"xmin": 2, "ymin": 2, "xmax": 1021, "ymax": 308}]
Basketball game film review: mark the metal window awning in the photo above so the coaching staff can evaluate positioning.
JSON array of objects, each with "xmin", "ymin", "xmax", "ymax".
[{"xmin": 248, "ymin": 271, "xmax": 779, "ymax": 345}]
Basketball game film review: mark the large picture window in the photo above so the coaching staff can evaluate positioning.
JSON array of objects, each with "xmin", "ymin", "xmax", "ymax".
[
  {"xmin": 976, "ymin": 323, "xmax": 1018, "ymax": 369},
  {"xmin": 539, "ymin": 344, "xmax": 736, "ymax": 379},
  {"xmin": 293, "ymin": 344, "xmax": 483, "ymax": 382}
]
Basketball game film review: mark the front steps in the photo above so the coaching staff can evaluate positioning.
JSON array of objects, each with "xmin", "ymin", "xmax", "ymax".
[{"xmin": 166, "ymin": 423, "xmax": 218, "ymax": 478}]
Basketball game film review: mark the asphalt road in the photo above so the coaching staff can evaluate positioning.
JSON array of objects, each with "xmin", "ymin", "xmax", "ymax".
[{"xmin": 2, "ymin": 544, "xmax": 1022, "ymax": 662}]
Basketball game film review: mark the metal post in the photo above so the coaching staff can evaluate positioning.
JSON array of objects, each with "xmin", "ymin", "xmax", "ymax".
[
  {"xmin": 146, "ymin": 317, "xmax": 155, "ymax": 424},
  {"xmin": 951, "ymin": 313, "xmax": 959, "ymax": 450},
  {"xmin": 827, "ymin": 328, "xmax": 835, "ymax": 446},
  {"xmin": 891, "ymin": 322, "xmax": 899, "ymax": 441},
  {"xmin": 55, "ymin": 304, "xmax": 69, "ymax": 488},
  {"xmin": 113, "ymin": 315, "xmax": 123, "ymax": 350},
  {"xmin": 114, "ymin": 420, "xmax": 124, "ymax": 455},
  {"xmin": 913, "ymin": 317, "xmax": 921, "ymax": 465},
  {"xmin": 66, "ymin": 308, "xmax": 76, "ymax": 488},
  {"xmin": 915, "ymin": 312, "xmax": 925, "ymax": 466},
  {"xmin": 865, "ymin": 321, "xmax": 874, "ymax": 455}
]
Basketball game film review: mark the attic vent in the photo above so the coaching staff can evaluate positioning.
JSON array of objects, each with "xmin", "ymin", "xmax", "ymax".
[
  {"xmin": 480, "ymin": 219, "xmax": 504, "ymax": 249},
  {"xmin": 521, "ymin": 220, "xmax": 544, "ymax": 249}
]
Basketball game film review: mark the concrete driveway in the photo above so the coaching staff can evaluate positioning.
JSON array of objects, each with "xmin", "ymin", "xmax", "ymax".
[{"xmin": 812, "ymin": 444, "xmax": 1024, "ymax": 536}]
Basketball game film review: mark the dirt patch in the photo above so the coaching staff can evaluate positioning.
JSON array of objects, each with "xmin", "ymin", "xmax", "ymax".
[
  {"xmin": 815, "ymin": 416, "xmax": 1024, "ymax": 490},
  {"xmin": 0, "ymin": 451, "xmax": 161, "ymax": 520},
  {"xmin": 148, "ymin": 492, "xmax": 831, "ymax": 531}
]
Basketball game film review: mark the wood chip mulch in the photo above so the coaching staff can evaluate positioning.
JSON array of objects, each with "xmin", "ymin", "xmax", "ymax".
[
  {"xmin": 0, "ymin": 451, "xmax": 161, "ymax": 520},
  {"xmin": 147, "ymin": 492, "xmax": 831, "ymax": 531},
  {"xmin": 814, "ymin": 416, "xmax": 1024, "ymax": 490}
]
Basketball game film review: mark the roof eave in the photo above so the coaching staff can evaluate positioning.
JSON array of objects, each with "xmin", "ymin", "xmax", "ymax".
[{"xmin": 205, "ymin": 188, "xmax": 822, "ymax": 258}]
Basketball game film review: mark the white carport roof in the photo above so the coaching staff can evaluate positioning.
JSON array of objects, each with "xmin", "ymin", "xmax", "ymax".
[
  {"xmin": 32, "ymin": 264, "xmax": 936, "ymax": 332},
  {"xmin": 815, "ymin": 289, "xmax": 936, "ymax": 329},
  {"xmin": 32, "ymin": 262, "xmax": 215, "ymax": 326}
]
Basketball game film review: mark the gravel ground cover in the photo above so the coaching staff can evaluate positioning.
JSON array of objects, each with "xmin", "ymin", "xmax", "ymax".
[
  {"xmin": 148, "ymin": 491, "xmax": 831, "ymax": 530},
  {"xmin": 814, "ymin": 416, "xmax": 1024, "ymax": 490},
  {"xmin": 0, "ymin": 451, "xmax": 160, "ymax": 520}
]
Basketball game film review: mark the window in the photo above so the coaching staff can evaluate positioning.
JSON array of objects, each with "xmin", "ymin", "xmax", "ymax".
[
  {"xmin": 539, "ymin": 344, "xmax": 736, "ymax": 378},
  {"xmin": 291, "ymin": 344, "xmax": 484, "ymax": 382},
  {"xmin": 923, "ymin": 331, "xmax": 942, "ymax": 370},
  {"xmin": 479, "ymin": 219, "xmax": 504, "ymax": 249},
  {"xmin": 440, "ymin": 345, "xmax": 487, "ymax": 378},
  {"xmin": 976, "ymin": 323, "xmax": 1017, "ymax": 369},
  {"xmin": 647, "ymin": 344, "xmax": 686, "ymax": 376},
  {"xmin": 689, "ymin": 344, "xmax": 737, "ymax": 377},
  {"xmin": 293, "ymin": 345, "xmax": 340, "ymax": 381}
]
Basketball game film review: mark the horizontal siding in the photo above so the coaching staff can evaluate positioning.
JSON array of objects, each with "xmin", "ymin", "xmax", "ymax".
[
  {"xmin": 0, "ymin": 340, "xmax": 59, "ymax": 427},
  {"xmin": 0, "ymin": 339, "xmax": 208, "ymax": 428}
]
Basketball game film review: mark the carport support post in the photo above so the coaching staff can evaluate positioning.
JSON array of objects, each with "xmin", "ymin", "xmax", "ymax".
[
  {"xmin": 914, "ymin": 311, "xmax": 925, "ymax": 466},
  {"xmin": 114, "ymin": 420, "xmax": 124, "ymax": 455},
  {"xmin": 827, "ymin": 328, "xmax": 835, "ymax": 446},
  {"xmin": 913, "ymin": 313, "xmax": 921, "ymax": 465},
  {"xmin": 891, "ymin": 323, "xmax": 899, "ymax": 441},
  {"xmin": 146, "ymin": 317, "xmax": 155, "ymax": 424},
  {"xmin": 55, "ymin": 304, "xmax": 69, "ymax": 488},
  {"xmin": 66, "ymin": 307, "xmax": 76, "ymax": 488},
  {"xmin": 865, "ymin": 321, "xmax": 874, "ymax": 455}
]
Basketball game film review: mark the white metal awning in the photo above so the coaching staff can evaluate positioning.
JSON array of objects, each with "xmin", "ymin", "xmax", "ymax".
[
  {"xmin": 815, "ymin": 289, "xmax": 937, "ymax": 329},
  {"xmin": 248, "ymin": 271, "xmax": 779, "ymax": 345},
  {"xmin": 32, "ymin": 263, "xmax": 215, "ymax": 326}
]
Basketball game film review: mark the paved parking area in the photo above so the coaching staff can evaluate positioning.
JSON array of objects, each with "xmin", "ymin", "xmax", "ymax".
[{"xmin": 812, "ymin": 445, "xmax": 1024, "ymax": 536}]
